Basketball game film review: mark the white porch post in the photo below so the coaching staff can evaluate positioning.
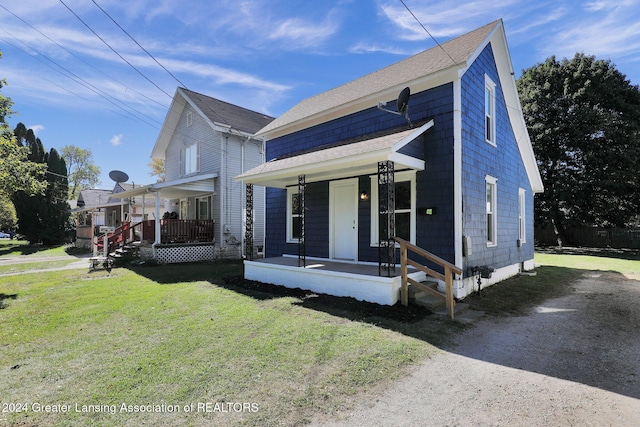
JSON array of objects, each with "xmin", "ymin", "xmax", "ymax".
[
  {"xmin": 154, "ymin": 192, "xmax": 161, "ymax": 245},
  {"xmin": 141, "ymin": 194, "xmax": 146, "ymax": 241}
]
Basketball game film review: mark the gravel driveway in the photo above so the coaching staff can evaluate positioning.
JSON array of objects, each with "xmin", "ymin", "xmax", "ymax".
[{"xmin": 314, "ymin": 271, "xmax": 640, "ymax": 426}]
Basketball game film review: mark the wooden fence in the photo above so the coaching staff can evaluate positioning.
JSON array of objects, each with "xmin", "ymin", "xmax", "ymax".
[{"xmin": 535, "ymin": 226, "xmax": 640, "ymax": 249}]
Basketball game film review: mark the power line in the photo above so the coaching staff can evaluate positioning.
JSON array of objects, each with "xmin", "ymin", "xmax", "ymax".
[
  {"xmin": 58, "ymin": 0, "xmax": 172, "ymax": 99},
  {"xmin": 398, "ymin": 0, "xmax": 462, "ymax": 69},
  {"xmin": 0, "ymin": 3, "xmax": 166, "ymax": 110},
  {"xmin": 0, "ymin": 30, "xmax": 163, "ymax": 130},
  {"xmin": 91, "ymin": 0, "xmax": 189, "ymax": 90}
]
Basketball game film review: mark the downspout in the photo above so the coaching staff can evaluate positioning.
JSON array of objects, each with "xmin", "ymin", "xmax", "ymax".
[
  {"xmin": 220, "ymin": 134, "xmax": 227, "ymax": 250},
  {"xmin": 453, "ymin": 75, "xmax": 464, "ymax": 296}
]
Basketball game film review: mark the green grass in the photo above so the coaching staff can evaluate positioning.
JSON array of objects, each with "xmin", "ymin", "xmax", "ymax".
[
  {"xmin": 0, "ymin": 262, "xmax": 440, "ymax": 427},
  {"xmin": 0, "ymin": 259, "xmax": 79, "ymax": 275},
  {"xmin": 5, "ymin": 243, "xmax": 637, "ymax": 425},
  {"xmin": 465, "ymin": 249, "xmax": 640, "ymax": 316},
  {"xmin": 0, "ymin": 240, "xmax": 89, "ymax": 258},
  {"xmin": 535, "ymin": 249, "xmax": 640, "ymax": 277}
]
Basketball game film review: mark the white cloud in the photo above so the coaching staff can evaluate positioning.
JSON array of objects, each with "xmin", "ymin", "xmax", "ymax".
[
  {"xmin": 110, "ymin": 134, "xmax": 124, "ymax": 146},
  {"xmin": 349, "ymin": 42, "xmax": 414, "ymax": 56},
  {"xmin": 27, "ymin": 124, "xmax": 45, "ymax": 135},
  {"xmin": 268, "ymin": 15, "xmax": 340, "ymax": 49},
  {"xmin": 538, "ymin": 1, "xmax": 640, "ymax": 62}
]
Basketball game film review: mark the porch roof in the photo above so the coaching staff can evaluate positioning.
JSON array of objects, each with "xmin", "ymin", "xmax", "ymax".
[
  {"xmin": 112, "ymin": 172, "xmax": 218, "ymax": 200},
  {"xmin": 236, "ymin": 120, "xmax": 433, "ymax": 188}
]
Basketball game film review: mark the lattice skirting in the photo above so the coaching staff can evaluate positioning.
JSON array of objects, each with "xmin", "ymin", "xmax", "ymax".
[{"xmin": 139, "ymin": 243, "xmax": 241, "ymax": 264}]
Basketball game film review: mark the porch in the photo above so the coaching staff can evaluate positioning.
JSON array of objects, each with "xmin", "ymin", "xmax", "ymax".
[{"xmin": 244, "ymin": 256, "xmax": 428, "ymax": 305}]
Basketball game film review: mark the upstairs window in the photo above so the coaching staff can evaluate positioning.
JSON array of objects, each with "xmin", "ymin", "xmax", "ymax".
[
  {"xmin": 486, "ymin": 176, "xmax": 497, "ymax": 246},
  {"xmin": 518, "ymin": 188, "xmax": 526, "ymax": 243},
  {"xmin": 182, "ymin": 142, "xmax": 200, "ymax": 176},
  {"xmin": 186, "ymin": 111, "xmax": 193, "ymax": 127},
  {"xmin": 485, "ymin": 75, "xmax": 496, "ymax": 146}
]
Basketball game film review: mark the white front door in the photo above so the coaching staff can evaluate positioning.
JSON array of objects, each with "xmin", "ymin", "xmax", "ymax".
[{"xmin": 330, "ymin": 179, "xmax": 358, "ymax": 260}]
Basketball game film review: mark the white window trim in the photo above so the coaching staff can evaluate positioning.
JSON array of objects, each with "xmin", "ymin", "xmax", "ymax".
[
  {"xmin": 369, "ymin": 170, "xmax": 417, "ymax": 246},
  {"xmin": 485, "ymin": 74, "xmax": 497, "ymax": 146},
  {"xmin": 186, "ymin": 111, "xmax": 193, "ymax": 127},
  {"xmin": 179, "ymin": 199, "xmax": 188, "ymax": 219},
  {"xmin": 486, "ymin": 175, "xmax": 497, "ymax": 247},
  {"xmin": 286, "ymin": 187, "xmax": 301, "ymax": 244},
  {"xmin": 196, "ymin": 195, "xmax": 212, "ymax": 220},
  {"xmin": 518, "ymin": 188, "xmax": 526, "ymax": 244},
  {"xmin": 181, "ymin": 142, "xmax": 200, "ymax": 176}
]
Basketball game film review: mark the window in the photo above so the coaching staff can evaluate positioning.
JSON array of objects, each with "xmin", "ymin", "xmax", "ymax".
[
  {"xmin": 370, "ymin": 171, "xmax": 416, "ymax": 245},
  {"xmin": 286, "ymin": 187, "xmax": 302, "ymax": 242},
  {"xmin": 179, "ymin": 200, "xmax": 188, "ymax": 219},
  {"xmin": 182, "ymin": 142, "xmax": 199, "ymax": 176},
  {"xmin": 518, "ymin": 188, "xmax": 526, "ymax": 243},
  {"xmin": 186, "ymin": 111, "xmax": 193, "ymax": 127},
  {"xmin": 196, "ymin": 196, "xmax": 211, "ymax": 220},
  {"xmin": 391, "ymin": 181, "xmax": 411, "ymax": 241},
  {"xmin": 486, "ymin": 176, "xmax": 497, "ymax": 246},
  {"xmin": 78, "ymin": 211, "xmax": 91, "ymax": 226},
  {"xmin": 485, "ymin": 75, "xmax": 496, "ymax": 146}
]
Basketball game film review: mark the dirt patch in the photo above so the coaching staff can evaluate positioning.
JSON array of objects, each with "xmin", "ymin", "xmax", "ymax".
[
  {"xmin": 312, "ymin": 271, "xmax": 640, "ymax": 426},
  {"xmin": 222, "ymin": 275, "xmax": 435, "ymax": 324}
]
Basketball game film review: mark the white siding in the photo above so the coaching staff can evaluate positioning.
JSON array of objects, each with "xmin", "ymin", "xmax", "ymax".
[
  {"xmin": 160, "ymin": 101, "xmax": 266, "ymax": 256},
  {"xmin": 164, "ymin": 104, "xmax": 222, "ymax": 181}
]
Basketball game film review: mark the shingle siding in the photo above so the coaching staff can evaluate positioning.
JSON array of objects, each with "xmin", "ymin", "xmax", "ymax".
[
  {"xmin": 265, "ymin": 84, "xmax": 456, "ymax": 264},
  {"xmin": 263, "ymin": 45, "xmax": 534, "ymax": 271},
  {"xmin": 265, "ymin": 87, "xmax": 440, "ymax": 161},
  {"xmin": 460, "ymin": 44, "xmax": 534, "ymax": 273},
  {"xmin": 265, "ymin": 182, "xmax": 329, "ymax": 258}
]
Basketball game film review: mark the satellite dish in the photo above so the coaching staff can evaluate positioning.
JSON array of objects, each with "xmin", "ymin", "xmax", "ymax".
[
  {"xmin": 109, "ymin": 170, "xmax": 129, "ymax": 183},
  {"xmin": 377, "ymin": 86, "xmax": 413, "ymax": 128},
  {"xmin": 397, "ymin": 87, "xmax": 410, "ymax": 114}
]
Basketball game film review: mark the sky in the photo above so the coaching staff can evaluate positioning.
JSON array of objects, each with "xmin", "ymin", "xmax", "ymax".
[{"xmin": 1, "ymin": 0, "xmax": 640, "ymax": 191}]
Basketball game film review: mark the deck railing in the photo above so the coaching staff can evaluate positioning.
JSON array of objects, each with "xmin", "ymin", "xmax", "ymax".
[
  {"xmin": 96, "ymin": 221, "xmax": 135, "ymax": 255},
  {"xmin": 395, "ymin": 237, "xmax": 462, "ymax": 319},
  {"xmin": 159, "ymin": 219, "xmax": 215, "ymax": 244}
]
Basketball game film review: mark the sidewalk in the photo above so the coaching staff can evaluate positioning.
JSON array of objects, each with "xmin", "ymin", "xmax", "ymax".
[{"xmin": 0, "ymin": 254, "xmax": 94, "ymax": 276}]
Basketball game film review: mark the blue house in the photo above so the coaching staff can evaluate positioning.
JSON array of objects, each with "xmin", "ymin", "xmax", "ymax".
[{"xmin": 237, "ymin": 20, "xmax": 543, "ymax": 307}]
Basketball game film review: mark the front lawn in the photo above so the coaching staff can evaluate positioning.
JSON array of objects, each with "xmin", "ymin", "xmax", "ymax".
[{"xmin": 0, "ymin": 262, "xmax": 440, "ymax": 426}]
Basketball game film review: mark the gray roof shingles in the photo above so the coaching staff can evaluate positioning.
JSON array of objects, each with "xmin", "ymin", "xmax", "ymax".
[
  {"xmin": 180, "ymin": 88, "xmax": 274, "ymax": 134},
  {"xmin": 257, "ymin": 20, "xmax": 500, "ymax": 136}
]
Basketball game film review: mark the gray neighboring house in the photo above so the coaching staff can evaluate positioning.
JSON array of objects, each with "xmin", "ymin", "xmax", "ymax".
[
  {"xmin": 115, "ymin": 87, "xmax": 274, "ymax": 263},
  {"xmin": 74, "ymin": 184, "xmax": 155, "ymax": 249}
]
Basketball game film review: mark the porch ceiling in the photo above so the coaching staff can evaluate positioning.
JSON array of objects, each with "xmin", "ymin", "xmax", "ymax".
[
  {"xmin": 112, "ymin": 172, "xmax": 218, "ymax": 201},
  {"xmin": 236, "ymin": 120, "xmax": 433, "ymax": 188}
]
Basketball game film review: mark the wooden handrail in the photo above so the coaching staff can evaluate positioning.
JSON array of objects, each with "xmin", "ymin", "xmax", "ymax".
[{"xmin": 395, "ymin": 237, "xmax": 462, "ymax": 319}]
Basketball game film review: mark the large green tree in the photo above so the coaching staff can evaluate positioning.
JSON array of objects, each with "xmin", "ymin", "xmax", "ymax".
[
  {"xmin": 0, "ymin": 53, "xmax": 47, "ymax": 198},
  {"xmin": 61, "ymin": 145, "xmax": 100, "ymax": 199},
  {"xmin": 517, "ymin": 53, "xmax": 640, "ymax": 244}
]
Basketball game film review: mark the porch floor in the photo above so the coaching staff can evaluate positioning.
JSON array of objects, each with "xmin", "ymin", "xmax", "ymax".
[
  {"xmin": 249, "ymin": 256, "xmax": 400, "ymax": 277},
  {"xmin": 244, "ymin": 256, "xmax": 425, "ymax": 305}
]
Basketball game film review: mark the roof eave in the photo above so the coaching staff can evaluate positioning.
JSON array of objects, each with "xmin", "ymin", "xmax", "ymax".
[
  {"xmin": 256, "ymin": 68, "xmax": 459, "ymax": 141},
  {"xmin": 486, "ymin": 23, "xmax": 544, "ymax": 193},
  {"xmin": 151, "ymin": 88, "xmax": 188, "ymax": 160}
]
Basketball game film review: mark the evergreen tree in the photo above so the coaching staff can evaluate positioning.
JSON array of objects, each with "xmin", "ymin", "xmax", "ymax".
[{"xmin": 12, "ymin": 124, "xmax": 70, "ymax": 245}]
